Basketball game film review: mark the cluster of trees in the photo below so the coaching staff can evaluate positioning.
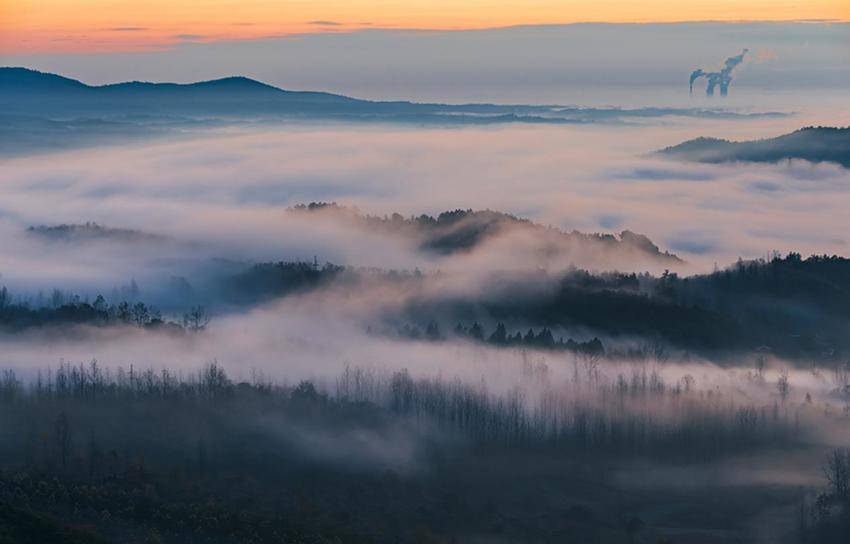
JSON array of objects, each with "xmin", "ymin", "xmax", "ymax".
[
  {"xmin": 223, "ymin": 259, "xmax": 430, "ymax": 306},
  {"xmin": 8, "ymin": 250, "xmax": 850, "ymax": 362},
  {"xmin": 224, "ymin": 260, "xmax": 345, "ymax": 304},
  {"xmin": 799, "ymin": 448, "xmax": 850, "ymax": 542},
  {"xmin": 659, "ymin": 253, "xmax": 850, "ymax": 310},
  {"xmin": 222, "ymin": 252, "xmax": 850, "ymax": 361},
  {"xmin": 291, "ymin": 202, "xmax": 680, "ymax": 261},
  {"xmin": 0, "ymin": 360, "xmax": 841, "ymax": 543},
  {"xmin": 657, "ymin": 253, "xmax": 850, "ymax": 357},
  {"xmin": 0, "ymin": 360, "xmax": 805, "ymax": 463},
  {"xmin": 27, "ymin": 223, "xmax": 165, "ymax": 244},
  {"xmin": 395, "ymin": 319, "xmax": 605, "ymax": 355},
  {"xmin": 456, "ymin": 322, "xmax": 604, "ymax": 355},
  {"xmin": 0, "ymin": 286, "xmax": 208, "ymax": 333},
  {"xmin": 194, "ymin": 251, "xmax": 850, "ymax": 363},
  {"xmin": 336, "ymin": 365, "xmax": 804, "ymax": 462},
  {"xmin": 5, "ymin": 247, "xmax": 850, "ymax": 366},
  {"xmin": 391, "ymin": 253, "xmax": 850, "ymax": 360},
  {"xmin": 0, "ymin": 363, "xmax": 368, "ymax": 543},
  {"xmin": 403, "ymin": 280, "xmax": 737, "ymax": 353}
]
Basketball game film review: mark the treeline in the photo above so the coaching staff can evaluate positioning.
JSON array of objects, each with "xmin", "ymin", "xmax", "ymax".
[
  {"xmin": 290, "ymin": 202, "xmax": 681, "ymax": 261},
  {"xmin": 223, "ymin": 260, "xmax": 346, "ymax": 304},
  {"xmin": 669, "ymin": 253, "xmax": 850, "ymax": 313},
  {"xmin": 222, "ymin": 260, "xmax": 426, "ymax": 305},
  {"xmin": 658, "ymin": 253, "xmax": 850, "ymax": 357},
  {"xmin": 402, "ymin": 273, "xmax": 739, "ymax": 354},
  {"xmin": 9, "ymin": 251, "xmax": 850, "ymax": 359},
  {"xmin": 0, "ymin": 363, "xmax": 385, "ymax": 543},
  {"xmin": 0, "ymin": 361, "xmax": 832, "ymax": 543},
  {"xmin": 212, "ymin": 251, "xmax": 850, "ymax": 360},
  {"xmin": 0, "ymin": 286, "xmax": 208, "ymax": 332},
  {"xmin": 27, "ymin": 222, "xmax": 166, "ymax": 244},
  {"xmin": 395, "ymin": 320, "xmax": 605, "ymax": 355},
  {"xmin": 0, "ymin": 361, "xmax": 808, "ymax": 466},
  {"xmin": 337, "ymin": 366, "xmax": 804, "ymax": 462},
  {"xmin": 0, "ymin": 259, "xmax": 410, "ymax": 331},
  {"xmin": 396, "ymin": 253, "xmax": 850, "ymax": 360}
]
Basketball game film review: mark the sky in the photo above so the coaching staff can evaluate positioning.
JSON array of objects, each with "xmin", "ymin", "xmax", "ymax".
[
  {"xmin": 3, "ymin": 22, "xmax": 849, "ymax": 105},
  {"xmin": 2, "ymin": 0, "xmax": 848, "ymax": 54}
]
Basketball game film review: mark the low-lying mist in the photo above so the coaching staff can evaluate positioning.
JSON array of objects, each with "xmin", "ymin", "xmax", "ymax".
[
  {"xmin": 1, "ymin": 121, "xmax": 849, "ymax": 283},
  {"xmin": 2, "ymin": 116, "xmax": 850, "ymax": 542}
]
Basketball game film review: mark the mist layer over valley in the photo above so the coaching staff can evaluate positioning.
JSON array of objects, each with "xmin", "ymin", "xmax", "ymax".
[{"xmin": 1, "ymin": 63, "xmax": 850, "ymax": 542}]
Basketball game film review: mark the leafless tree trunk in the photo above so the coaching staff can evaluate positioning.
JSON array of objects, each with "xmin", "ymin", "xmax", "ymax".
[{"xmin": 55, "ymin": 411, "xmax": 72, "ymax": 469}]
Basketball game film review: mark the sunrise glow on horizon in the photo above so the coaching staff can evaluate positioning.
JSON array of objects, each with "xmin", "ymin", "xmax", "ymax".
[{"xmin": 2, "ymin": 0, "xmax": 848, "ymax": 54}]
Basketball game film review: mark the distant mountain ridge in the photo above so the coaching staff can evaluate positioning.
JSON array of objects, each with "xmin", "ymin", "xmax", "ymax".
[
  {"xmin": 660, "ymin": 126, "xmax": 850, "ymax": 168},
  {"xmin": 1, "ymin": 67, "xmax": 568, "ymax": 118},
  {"xmin": 0, "ymin": 67, "xmax": 792, "ymax": 156},
  {"xmin": 0, "ymin": 67, "xmax": 88, "ymax": 91},
  {"xmin": 0, "ymin": 67, "xmax": 361, "ymax": 112},
  {"xmin": 1, "ymin": 67, "xmax": 785, "ymax": 121}
]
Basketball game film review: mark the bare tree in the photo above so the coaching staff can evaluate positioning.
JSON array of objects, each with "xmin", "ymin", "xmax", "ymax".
[
  {"xmin": 823, "ymin": 448, "xmax": 850, "ymax": 500},
  {"xmin": 832, "ymin": 362, "xmax": 850, "ymax": 397},
  {"xmin": 183, "ymin": 305, "xmax": 210, "ymax": 331},
  {"xmin": 54, "ymin": 411, "xmax": 72, "ymax": 469},
  {"xmin": 131, "ymin": 302, "xmax": 150, "ymax": 325},
  {"xmin": 580, "ymin": 351, "xmax": 601, "ymax": 383},
  {"xmin": 777, "ymin": 368, "xmax": 791, "ymax": 403},
  {"xmin": 649, "ymin": 338, "xmax": 669, "ymax": 364},
  {"xmin": 755, "ymin": 353, "xmax": 767, "ymax": 380},
  {"xmin": 681, "ymin": 374, "xmax": 696, "ymax": 393},
  {"xmin": 0, "ymin": 286, "xmax": 9, "ymax": 309}
]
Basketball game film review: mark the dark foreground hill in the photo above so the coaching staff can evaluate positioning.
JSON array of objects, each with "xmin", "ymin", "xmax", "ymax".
[
  {"xmin": 660, "ymin": 126, "xmax": 850, "ymax": 168},
  {"xmin": 0, "ymin": 359, "xmax": 829, "ymax": 544}
]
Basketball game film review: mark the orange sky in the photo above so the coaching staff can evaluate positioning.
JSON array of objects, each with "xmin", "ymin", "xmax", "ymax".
[{"xmin": 2, "ymin": 0, "xmax": 848, "ymax": 54}]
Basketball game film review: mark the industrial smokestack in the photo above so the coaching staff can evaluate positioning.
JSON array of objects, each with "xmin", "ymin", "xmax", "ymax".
[
  {"xmin": 706, "ymin": 73, "xmax": 720, "ymax": 96},
  {"xmin": 689, "ymin": 69, "xmax": 705, "ymax": 94},
  {"xmin": 723, "ymin": 49, "xmax": 748, "ymax": 73}
]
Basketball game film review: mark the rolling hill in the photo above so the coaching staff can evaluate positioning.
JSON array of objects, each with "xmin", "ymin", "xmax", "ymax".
[{"xmin": 660, "ymin": 126, "xmax": 850, "ymax": 168}]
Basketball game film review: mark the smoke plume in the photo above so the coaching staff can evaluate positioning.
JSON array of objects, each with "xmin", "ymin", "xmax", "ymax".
[{"xmin": 690, "ymin": 49, "xmax": 748, "ymax": 96}]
